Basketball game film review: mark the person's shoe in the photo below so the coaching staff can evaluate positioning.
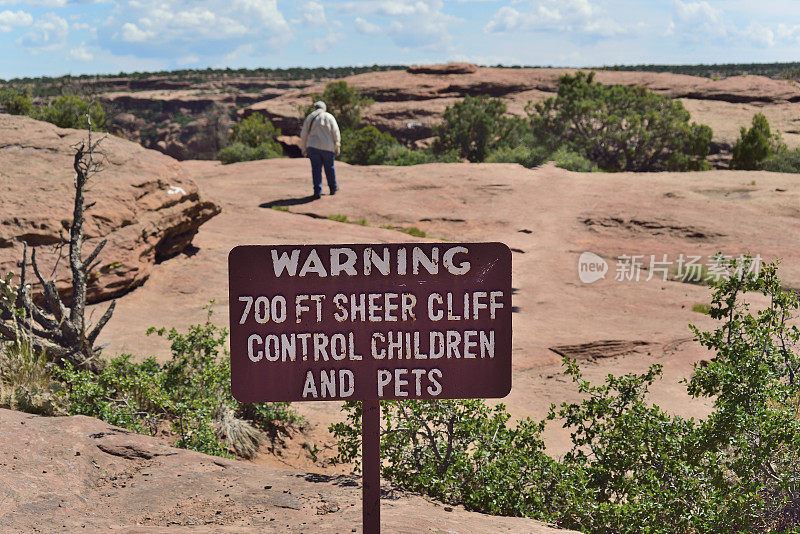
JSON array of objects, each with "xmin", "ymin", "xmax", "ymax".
[
  {"xmin": 312, "ymin": 193, "xmax": 321, "ymax": 199},
  {"xmin": 329, "ymin": 187, "xmax": 338, "ymax": 195}
]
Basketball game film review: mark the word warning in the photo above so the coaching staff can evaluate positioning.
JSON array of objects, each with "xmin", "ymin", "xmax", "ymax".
[{"xmin": 229, "ymin": 243, "xmax": 512, "ymax": 402}]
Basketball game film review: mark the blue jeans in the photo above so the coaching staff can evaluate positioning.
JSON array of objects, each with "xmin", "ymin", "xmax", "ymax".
[{"xmin": 307, "ymin": 146, "xmax": 337, "ymax": 196}]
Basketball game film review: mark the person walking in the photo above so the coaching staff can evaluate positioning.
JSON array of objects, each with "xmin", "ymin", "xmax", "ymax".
[{"xmin": 299, "ymin": 101, "xmax": 341, "ymax": 199}]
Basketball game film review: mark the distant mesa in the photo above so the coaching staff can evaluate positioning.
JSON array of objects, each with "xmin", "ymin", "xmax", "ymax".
[{"xmin": 406, "ymin": 63, "xmax": 478, "ymax": 75}]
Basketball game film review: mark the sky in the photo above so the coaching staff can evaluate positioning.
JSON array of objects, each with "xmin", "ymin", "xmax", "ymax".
[{"xmin": 0, "ymin": 0, "xmax": 799, "ymax": 79}]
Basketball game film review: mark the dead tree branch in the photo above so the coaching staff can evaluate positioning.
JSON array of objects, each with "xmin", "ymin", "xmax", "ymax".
[{"xmin": 0, "ymin": 111, "xmax": 114, "ymax": 373}]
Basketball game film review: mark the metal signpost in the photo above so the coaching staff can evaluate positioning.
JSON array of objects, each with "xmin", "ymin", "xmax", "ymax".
[{"xmin": 229, "ymin": 242, "xmax": 512, "ymax": 533}]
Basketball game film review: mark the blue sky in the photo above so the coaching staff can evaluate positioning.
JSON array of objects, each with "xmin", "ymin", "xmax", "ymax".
[{"xmin": 0, "ymin": 1, "xmax": 799, "ymax": 79}]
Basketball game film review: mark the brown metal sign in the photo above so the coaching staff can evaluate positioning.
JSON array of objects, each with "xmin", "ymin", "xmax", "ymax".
[{"xmin": 229, "ymin": 242, "xmax": 512, "ymax": 403}]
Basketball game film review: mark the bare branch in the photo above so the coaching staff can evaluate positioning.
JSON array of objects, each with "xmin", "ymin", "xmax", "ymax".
[
  {"xmin": 83, "ymin": 239, "xmax": 107, "ymax": 269},
  {"xmin": 87, "ymin": 300, "xmax": 115, "ymax": 344}
]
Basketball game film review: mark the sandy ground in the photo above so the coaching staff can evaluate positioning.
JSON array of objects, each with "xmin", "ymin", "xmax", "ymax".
[{"xmin": 94, "ymin": 158, "xmax": 800, "ymax": 462}]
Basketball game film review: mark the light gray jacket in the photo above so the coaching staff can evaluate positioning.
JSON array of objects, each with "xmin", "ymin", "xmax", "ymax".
[{"xmin": 300, "ymin": 107, "xmax": 341, "ymax": 155}]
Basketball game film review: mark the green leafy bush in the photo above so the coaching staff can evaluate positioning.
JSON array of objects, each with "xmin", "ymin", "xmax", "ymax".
[
  {"xmin": 330, "ymin": 399, "xmax": 560, "ymax": 518},
  {"xmin": 527, "ymin": 71, "xmax": 712, "ymax": 172},
  {"xmin": 730, "ymin": 113, "xmax": 786, "ymax": 170},
  {"xmin": 56, "ymin": 311, "xmax": 301, "ymax": 457},
  {"xmin": 431, "ymin": 96, "xmax": 519, "ymax": 162},
  {"xmin": 218, "ymin": 114, "xmax": 283, "ymax": 164},
  {"xmin": 340, "ymin": 125, "xmax": 398, "ymax": 165},
  {"xmin": 550, "ymin": 146, "xmax": 598, "ymax": 172},
  {"xmin": 32, "ymin": 95, "xmax": 106, "ymax": 130},
  {"xmin": 762, "ymin": 149, "xmax": 800, "ymax": 173},
  {"xmin": 303, "ymin": 81, "xmax": 373, "ymax": 130},
  {"xmin": 0, "ymin": 86, "xmax": 33, "ymax": 115},
  {"xmin": 218, "ymin": 142, "xmax": 282, "ymax": 164},
  {"xmin": 331, "ymin": 257, "xmax": 800, "ymax": 532},
  {"xmin": 229, "ymin": 113, "xmax": 281, "ymax": 148},
  {"xmin": 336, "ymin": 125, "xmax": 457, "ymax": 166},
  {"xmin": 485, "ymin": 145, "xmax": 549, "ymax": 167},
  {"xmin": 383, "ymin": 144, "xmax": 459, "ymax": 166}
]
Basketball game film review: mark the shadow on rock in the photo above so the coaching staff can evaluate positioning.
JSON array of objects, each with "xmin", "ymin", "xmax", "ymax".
[{"xmin": 260, "ymin": 196, "xmax": 319, "ymax": 208}]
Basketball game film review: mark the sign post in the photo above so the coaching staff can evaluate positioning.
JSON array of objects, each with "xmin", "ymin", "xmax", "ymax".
[
  {"xmin": 229, "ymin": 242, "xmax": 512, "ymax": 533},
  {"xmin": 362, "ymin": 399, "xmax": 380, "ymax": 533}
]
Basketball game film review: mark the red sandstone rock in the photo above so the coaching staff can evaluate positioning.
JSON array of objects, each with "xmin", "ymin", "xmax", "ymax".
[
  {"xmin": 0, "ymin": 113, "xmax": 220, "ymax": 303},
  {"xmin": 0, "ymin": 408, "xmax": 573, "ymax": 533}
]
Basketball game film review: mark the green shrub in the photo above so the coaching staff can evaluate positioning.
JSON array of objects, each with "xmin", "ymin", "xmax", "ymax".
[
  {"xmin": 337, "ymin": 122, "xmax": 458, "ymax": 167},
  {"xmin": 340, "ymin": 125, "xmax": 398, "ymax": 165},
  {"xmin": 331, "ymin": 256, "xmax": 800, "ymax": 532},
  {"xmin": 217, "ymin": 142, "xmax": 282, "ymax": 164},
  {"xmin": 32, "ymin": 95, "xmax": 106, "ymax": 130},
  {"xmin": 303, "ymin": 81, "xmax": 373, "ymax": 130},
  {"xmin": 0, "ymin": 86, "xmax": 33, "ymax": 115},
  {"xmin": 550, "ymin": 146, "xmax": 598, "ymax": 172},
  {"xmin": 229, "ymin": 113, "xmax": 281, "ymax": 148},
  {"xmin": 730, "ymin": 113, "xmax": 786, "ymax": 170},
  {"xmin": 431, "ymin": 96, "xmax": 519, "ymax": 162},
  {"xmin": 761, "ymin": 148, "xmax": 800, "ymax": 173},
  {"xmin": 56, "ymin": 310, "xmax": 301, "ymax": 458},
  {"xmin": 384, "ymin": 145, "xmax": 459, "ymax": 166},
  {"xmin": 485, "ymin": 145, "xmax": 549, "ymax": 168},
  {"xmin": 217, "ymin": 114, "xmax": 283, "ymax": 164},
  {"xmin": 330, "ymin": 399, "xmax": 559, "ymax": 518},
  {"xmin": 527, "ymin": 71, "xmax": 712, "ymax": 172}
]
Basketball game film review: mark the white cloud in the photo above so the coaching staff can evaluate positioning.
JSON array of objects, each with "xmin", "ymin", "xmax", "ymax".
[
  {"xmin": 119, "ymin": 21, "xmax": 153, "ymax": 42},
  {"xmin": 100, "ymin": 0, "xmax": 291, "ymax": 59},
  {"xmin": 667, "ymin": 1, "xmax": 799, "ymax": 48},
  {"xmin": 339, "ymin": 0, "xmax": 457, "ymax": 51},
  {"xmin": 668, "ymin": 0, "xmax": 727, "ymax": 39},
  {"xmin": 484, "ymin": 6, "xmax": 519, "ymax": 33},
  {"xmin": 0, "ymin": 0, "xmax": 67, "ymax": 6},
  {"xmin": 0, "ymin": 9, "xmax": 32, "ymax": 31},
  {"xmin": 776, "ymin": 23, "xmax": 800, "ymax": 44},
  {"xmin": 295, "ymin": 1, "xmax": 327, "ymax": 26},
  {"xmin": 308, "ymin": 31, "xmax": 342, "ymax": 54},
  {"xmin": 485, "ymin": 0, "xmax": 626, "ymax": 38},
  {"xmin": 18, "ymin": 12, "xmax": 67, "ymax": 51},
  {"xmin": 743, "ymin": 22, "xmax": 775, "ymax": 48},
  {"xmin": 354, "ymin": 16, "xmax": 381, "ymax": 35},
  {"xmin": 68, "ymin": 42, "xmax": 92, "ymax": 60}
]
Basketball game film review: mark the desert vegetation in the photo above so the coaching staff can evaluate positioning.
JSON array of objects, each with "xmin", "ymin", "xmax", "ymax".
[
  {"xmin": 434, "ymin": 72, "xmax": 713, "ymax": 172},
  {"xmin": 285, "ymin": 73, "xmax": 715, "ymax": 172},
  {"xmin": 0, "ymin": 86, "xmax": 105, "ymax": 130},
  {"xmin": 607, "ymin": 61, "xmax": 800, "ymax": 80},
  {"xmin": 2, "ymin": 65, "xmax": 407, "ymax": 97},
  {"xmin": 217, "ymin": 113, "xmax": 282, "ymax": 164},
  {"xmin": 331, "ymin": 257, "xmax": 800, "ymax": 533},
  {"xmin": 0, "ymin": 115, "xmax": 299, "ymax": 459},
  {"xmin": 730, "ymin": 113, "xmax": 800, "ymax": 173},
  {"xmin": 299, "ymin": 81, "xmax": 458, "ymax": 166}
]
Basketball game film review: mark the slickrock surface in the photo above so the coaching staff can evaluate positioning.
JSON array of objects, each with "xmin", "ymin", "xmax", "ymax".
[
  {"xmin": 96, "ymin": 158, "xmax": 800, "ymax": 456},
  {"xmin": 0, "ymin": 408, "xmax": 574, "ymax": 533},
  {"xmin": 0, "ymin": 114, "xmax": 220, "ymax": 302}
]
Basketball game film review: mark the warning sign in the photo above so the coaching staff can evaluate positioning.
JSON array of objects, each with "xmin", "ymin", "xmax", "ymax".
[{"xmin": 229, "ymin": 242, "xmax": 512, "ymax": 402}]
